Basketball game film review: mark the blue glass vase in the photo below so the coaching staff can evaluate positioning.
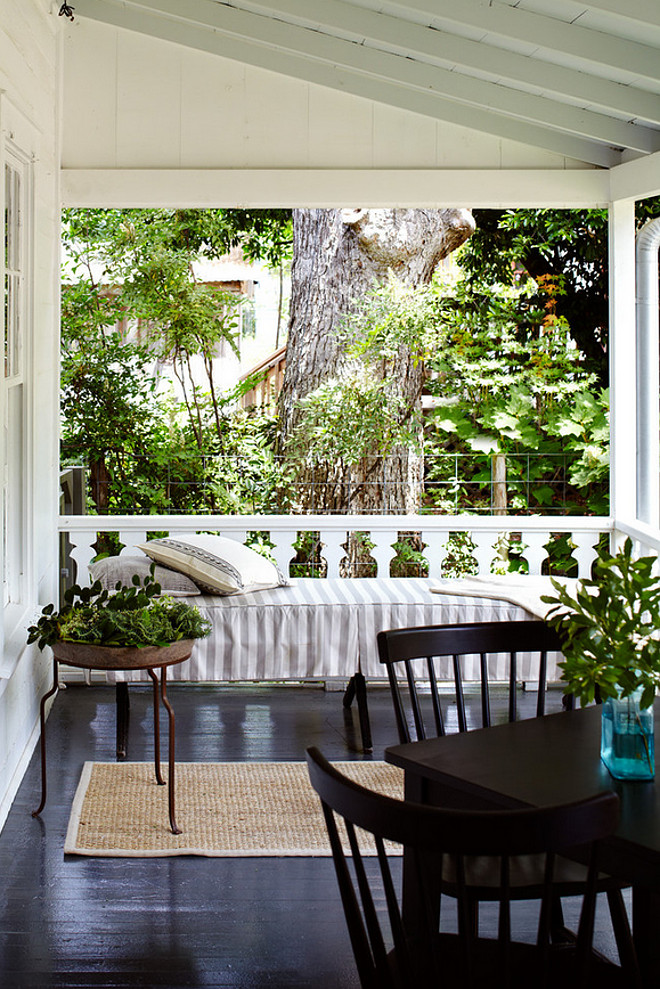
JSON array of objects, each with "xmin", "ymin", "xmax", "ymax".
[{"xmin": 601, "ymin": 688, "xmax": 655, "ymax": 780}]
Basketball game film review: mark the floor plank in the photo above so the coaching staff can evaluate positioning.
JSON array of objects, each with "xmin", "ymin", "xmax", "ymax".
[{"xmin": 0, "ymin": 681, "xmax": 619, "ymax": 988}]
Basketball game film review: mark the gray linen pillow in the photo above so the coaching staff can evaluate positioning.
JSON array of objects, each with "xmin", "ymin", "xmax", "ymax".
[{"xmin": 88, "ymin": 554, "xmax": 201, "ymax": 596}]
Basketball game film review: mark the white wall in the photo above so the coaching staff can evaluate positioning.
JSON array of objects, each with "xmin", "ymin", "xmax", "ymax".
[{"xmin": 0, "ymin": 0, "xmax": 62, "ymax": 832}]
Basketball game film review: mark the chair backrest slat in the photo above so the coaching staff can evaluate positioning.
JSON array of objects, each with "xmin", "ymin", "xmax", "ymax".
[
  {"xmin": 377, "ymin": 621, "xmax": 563, "ymax": 744},
  {"xmin": 480, "ymin": 653, "xmax": 491, "ymax": 728},
  {"xmin": 508, "ymin": 651, "xmax": 518, "ymax": 723},
  {"xmin": 453, "ymin": 654, "xmax": 467, "ymax": 732},
  {"xmin": 426, "ymin": 656, "xmax": 445, "ymax": 737}
]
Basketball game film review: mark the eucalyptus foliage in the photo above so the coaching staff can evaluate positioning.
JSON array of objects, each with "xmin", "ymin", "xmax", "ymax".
[
  {"xmin": 542, "ymin": 539, "xmax": 660, "ymax": 708},
  {"xmin": 27, "ymin": 568, "xmax": 211, "ymax": 650}
]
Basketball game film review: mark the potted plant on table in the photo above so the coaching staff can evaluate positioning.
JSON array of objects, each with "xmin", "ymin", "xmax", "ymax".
[
  {"xmin": 27, "ymin": 566, "xmax": 211, "ymax": 666},
  {"xmin": 542, "ymin": 537, "xmax": 660, "ymax": 780}
]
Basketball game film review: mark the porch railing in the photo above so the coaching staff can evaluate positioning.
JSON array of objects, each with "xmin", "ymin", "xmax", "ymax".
[{"xmin": 59, "ymin": 513, "xmax": 615, "ymax": 585}]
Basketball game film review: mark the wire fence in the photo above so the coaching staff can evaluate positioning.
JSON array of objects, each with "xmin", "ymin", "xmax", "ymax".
[{"xmin": 64, "ymin": 451, "xmax": 606, "ymax": 519}]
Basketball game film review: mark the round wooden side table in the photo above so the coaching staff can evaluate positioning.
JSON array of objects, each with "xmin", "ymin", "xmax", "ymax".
[{"xmin": 32, "ymin": 639, "xmax": 194, "ymax": 835}]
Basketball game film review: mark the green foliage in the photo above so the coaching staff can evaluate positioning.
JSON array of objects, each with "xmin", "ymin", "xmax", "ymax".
[
  {"xmin": 62, "ymin": 208, "xmax": 292, "ymax": 270},
  {"xmin": 288, "ymin": 279, "xmax": 439, "ymax": 467},
  {"xmin": 207, "ymin": 405, "xmax": 293, "ymax": 514},
  {"xmin": 60, "ymin": 207, "xmax": 621, "ymax": 525},
  {"xmin": 390, "ymin": 533, "xmax": 429, "ymax": 578},
  {"xmin": 291, "ymin": 373, "xmax": 422, "ymax": 466},
  {"xmin": 424, "ymin": 281, "xmax": 609, "ymax": 515},
  {"xmin": 27, "ymin": 567, "xmax": 211, "ymax": 650},
  {"xmin": 543, "ymin": 539, "xmax": 660, "ymax": 708},
  {"xmin": 61, "ymin": 208, "xmax": 293, "ymax": 517},
  {"xmin": 460, "ymin": 201, "xmax": 660, "ymax": 386}
]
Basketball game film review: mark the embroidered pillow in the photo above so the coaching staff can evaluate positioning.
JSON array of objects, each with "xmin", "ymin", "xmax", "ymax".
[{"xmin": 137, "ymin": 535, "xmax": 288, "ymax": 596}]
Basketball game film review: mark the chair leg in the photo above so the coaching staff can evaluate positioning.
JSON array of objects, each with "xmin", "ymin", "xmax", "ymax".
[
  {"xmin": 550, "ymin": 897, "xmax": 575, "ymax": 945},
  {"xmin": 468, "ymin": 897, "xmax": 479, "ymax": 937},
  {"xmin": 607, "ymin": 889, "xmax": 642, "ymax": 987}
]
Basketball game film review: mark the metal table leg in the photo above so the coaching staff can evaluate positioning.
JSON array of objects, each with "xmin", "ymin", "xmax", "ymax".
[
  {"xmin": 116, "ymin": 682, "xmax": 130, "ymax": 760},
  {"xmin": 147, "ymin": 668, "xmax": 165, "ymax": 785},
  {"xmin": 160, "ymin": 668, "xmax": 180, "ymax": 835},
  {"xmin": 147, "ymin": 666, "xmax": 180, "ymax": 835},
  {"xmin": 32, "ymin": 658, "xmax": 59, "ymax": 818}
]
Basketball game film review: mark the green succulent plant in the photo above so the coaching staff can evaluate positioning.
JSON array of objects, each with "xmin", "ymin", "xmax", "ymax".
[
  {"xmin": 27, "ymin": 566, "xmax": 211, "ymax": 650},
  {"xmin": 542, "ymin": 538, "xmax": 660, "ymax": 708}
]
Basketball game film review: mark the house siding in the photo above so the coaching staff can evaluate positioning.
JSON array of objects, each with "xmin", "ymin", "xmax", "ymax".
[
  {"xmin": 0, "ymin": 0, "xmax": 61, "ymax": 831},
  {"xmin": 61, "ymin": 18, "xmax": 593, "ymax": 174}
]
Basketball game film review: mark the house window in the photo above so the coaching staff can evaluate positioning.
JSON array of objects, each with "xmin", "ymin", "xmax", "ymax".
[{"xmin": 2, "ymin": 150, "xmax": 28, "ymax": 608}]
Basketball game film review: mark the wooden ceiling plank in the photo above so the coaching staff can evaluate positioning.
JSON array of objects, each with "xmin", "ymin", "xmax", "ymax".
[
  {"xmin": 80, "ymin": 1, "xmax": 657, "ymax": 150},
  {"xmin": 77, "ymin": 0, "xmax": 623, "ymax": 165}
]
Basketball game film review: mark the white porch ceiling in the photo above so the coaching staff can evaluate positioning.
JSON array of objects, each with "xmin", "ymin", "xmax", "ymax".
[{"xmin": 75, "ymin": 0, "xmax": 660, "ymax": 170}]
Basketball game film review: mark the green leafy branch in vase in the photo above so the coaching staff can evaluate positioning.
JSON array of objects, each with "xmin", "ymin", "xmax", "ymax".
[{"xmin": 542, "ymin": 537, "xmax": 660, "ymax": 709}]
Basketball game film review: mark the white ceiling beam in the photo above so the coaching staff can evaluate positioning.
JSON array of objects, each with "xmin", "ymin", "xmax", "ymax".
[
  {"xmin": 77, "ymin": 0, "xmax": 623, "ymax": 165},
  {"xmin": 377, "ymin": 0, "xmax": 660, "ymax": 84},
  {"xmin": 609, "ymin": 149, "xmax": 660, "ymax": 201},
  {"xmin": 60, "ymin": 167, "xmax": 612, "ymax": 209},
  {"xmin": 577, "ymin": 0, "xmax": 660, "ymax": 30},
  {"xmin": 232, "ymin": 0, "xmax": 660, "ymax": 125}
]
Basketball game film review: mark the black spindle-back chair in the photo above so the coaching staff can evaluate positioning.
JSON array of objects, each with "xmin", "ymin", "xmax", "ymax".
[
  {"xmin": 376, "ymin": 620, "xmax": 637, "ymax": 969},
  {"xmin": 306, "ymin": 746, "xmax": 632, "ymax": 989}
]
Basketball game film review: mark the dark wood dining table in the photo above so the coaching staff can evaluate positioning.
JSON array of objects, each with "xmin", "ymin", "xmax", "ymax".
[{"xmin": 385, "ymin": 702, "xmax": 660, "ymax": 986}]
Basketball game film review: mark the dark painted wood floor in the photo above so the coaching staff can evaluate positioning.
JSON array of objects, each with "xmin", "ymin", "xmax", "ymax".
[{"xmin": 0, "ymin": 681, "xmax": 622, "ymax": 988}]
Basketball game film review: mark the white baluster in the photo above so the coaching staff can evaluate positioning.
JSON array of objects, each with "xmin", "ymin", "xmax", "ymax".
[
  {"xmin": 472, "ymin": 531, "xmax": 498, "ymax": 574},
  {"xmin": 369, "ymin": 529, "xmax": 398, "ymax": 577},
  {"xmin": 119, "ymin": 530, "xmax": 147, "ymax": 555},
  {"xmin": 571, "ymin": 532, "xmax": 600, "ymax": 578},
  {"xmin": 67, "ymin": 529, "xmax": 97, "ymax": 585},
  {"xmin": 320, "ymin": 530, "xmax": 346, "ymax": 577},
  {"xmin": 522, "ymin": 531, "xmax": 549, "ymax": 575},
  {"xmin": 269, "ymin": 530, "xmax": 298, "ymax": 576},
  {"xmin": 421, "ymin": 530, "xmax": 452, "ymax": 579}
]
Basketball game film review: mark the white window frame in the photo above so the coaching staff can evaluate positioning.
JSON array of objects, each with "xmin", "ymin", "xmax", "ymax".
[{"xmin": 0, "ymin": 96, "xmax": 36, "ymax": 663}]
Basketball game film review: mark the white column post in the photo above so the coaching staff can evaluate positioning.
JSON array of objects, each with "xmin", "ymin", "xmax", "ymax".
[{"xmin": 609, "ymin": 199, "xmax": 637, "ymax": 549}]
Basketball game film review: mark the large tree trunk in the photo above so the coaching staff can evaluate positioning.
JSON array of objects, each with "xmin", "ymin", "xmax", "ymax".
[{"xmin": 279, "ymin": 208, "xmax": 475, "ymax": 521}]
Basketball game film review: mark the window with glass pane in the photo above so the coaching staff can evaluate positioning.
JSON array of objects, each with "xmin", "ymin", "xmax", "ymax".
[
  {"xmin": 3, "ymin": 154, "xmax": 26, "ymax": 607},
  {"xmin": 4, "ymin": 163, "xmax": 21, "ymax": 379}
]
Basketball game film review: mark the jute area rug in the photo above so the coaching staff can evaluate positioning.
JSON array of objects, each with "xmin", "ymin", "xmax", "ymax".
[{"xmin": 65, "ymin": 760, "xmax": 404, "ymax": 858}]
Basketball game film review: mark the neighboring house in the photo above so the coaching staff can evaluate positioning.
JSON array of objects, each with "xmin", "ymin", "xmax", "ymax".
[
  {"xmin": 63, "ymin": 244, "xmax": 285, "ymax": 401},
  {"xmin": 0, "ymin": 0, "xmax": 659, "ymax": 831}
]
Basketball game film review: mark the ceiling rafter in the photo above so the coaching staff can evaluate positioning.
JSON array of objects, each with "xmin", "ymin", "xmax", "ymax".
[
  {"xmin": 78, "ymin": 0, "xmax": 651, "ymax": 161},
  {"xmin": 227, "ymin": 0, "xmax": 660, "ymax": 126},
  {"xmin": 375, "ymin": 0, "xmax": 660, "ymax": 83},
  {"xmin": 576, "ymin": 0, "xmax": 660, "ymax": 30}
]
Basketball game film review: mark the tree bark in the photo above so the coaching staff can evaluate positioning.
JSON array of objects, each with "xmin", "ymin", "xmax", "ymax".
[{"xmin": 279, "ymin": 208, "xmax": 475, "ymax": 520}]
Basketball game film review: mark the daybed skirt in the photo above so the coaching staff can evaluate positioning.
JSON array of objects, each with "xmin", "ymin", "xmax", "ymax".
[{"xmin": 108, "ymin": 577, "xmax": 560, "ymax": 684}]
